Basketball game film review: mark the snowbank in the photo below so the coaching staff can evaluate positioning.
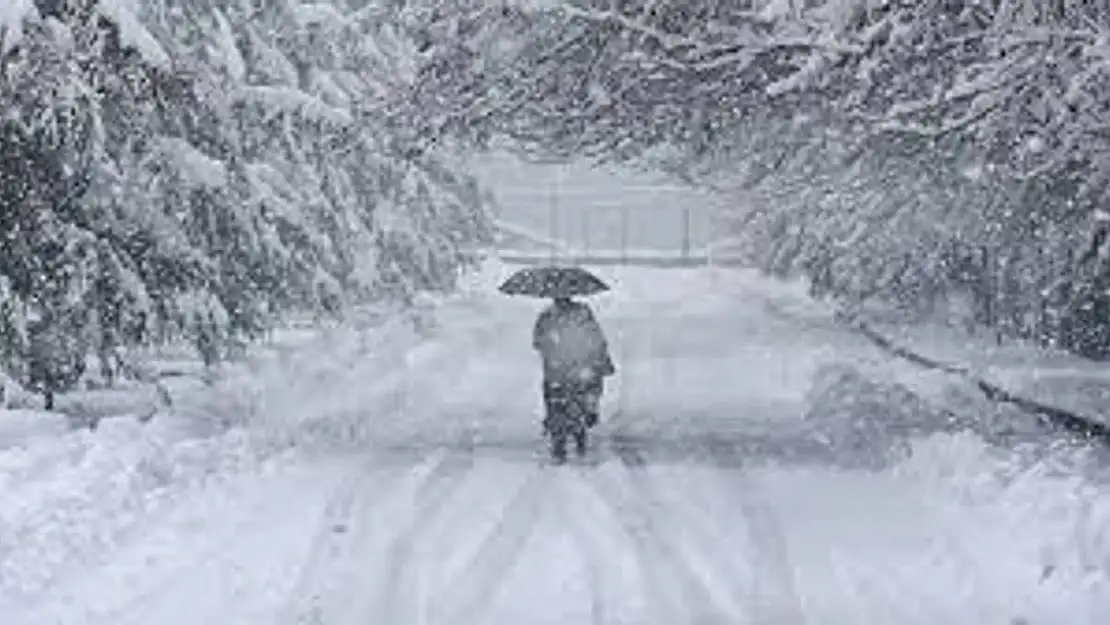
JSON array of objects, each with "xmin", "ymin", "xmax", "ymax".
[
  {"xmin": 0, "ymin": 410, "xmax": 69, "ymax": 451},
  {"xmin": 740, "ymin": 270, "xmax": 1110, "ymax": 441},
  {"xmin": 0, "ymin": 272, "xmax": 496, "ymax": 604},
  {"xmin": 752, "ymin": 430, "xmax": 1110, "ymax": 622},
  {"xmin": 859, "ymin": 311, "xmax": 1110, "ymax": 430},
  {"xmin": 711, "ymin": 270, "xmax": 1110, "ymax": 593}
]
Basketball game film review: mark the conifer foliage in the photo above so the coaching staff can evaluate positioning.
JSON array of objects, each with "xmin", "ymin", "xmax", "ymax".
[
  {"xmin": 413, "ymin": 0, "xmax": 1110, "ymax": 357},
  {"xmin": 0, "ymin": 0, "xmax": 491, "ymax": 406}
]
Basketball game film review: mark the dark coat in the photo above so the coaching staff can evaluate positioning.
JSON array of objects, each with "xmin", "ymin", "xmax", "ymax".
[{"xmin": 532, "ymin": 300, "xmax": 614, "ymax": 384}]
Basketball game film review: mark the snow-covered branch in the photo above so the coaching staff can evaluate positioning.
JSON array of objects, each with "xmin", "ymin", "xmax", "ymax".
[{"xmin": 0, "ymin": 0, "xmax": 494, "ymax": 403}]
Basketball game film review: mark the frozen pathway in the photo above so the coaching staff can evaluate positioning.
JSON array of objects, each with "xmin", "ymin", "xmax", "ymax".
[{"xmin": 3, "ymin": 264, "xmax": 1109, "ymax": 625}]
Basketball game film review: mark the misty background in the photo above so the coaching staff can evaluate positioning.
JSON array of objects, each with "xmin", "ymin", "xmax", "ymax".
[{"xmin": 471, "ymin": 151, "xmax": 717, "ymax": 253}]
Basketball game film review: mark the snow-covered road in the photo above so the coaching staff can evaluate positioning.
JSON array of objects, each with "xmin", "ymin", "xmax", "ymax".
[{"xmin": 3, "ymin": 264, "xmax": 1110, "ymax": 625}]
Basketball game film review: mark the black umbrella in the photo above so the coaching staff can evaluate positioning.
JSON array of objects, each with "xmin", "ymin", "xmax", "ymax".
[{"xmin": 498, "ymin": 265, "xmax": 610, "ymax": 298}]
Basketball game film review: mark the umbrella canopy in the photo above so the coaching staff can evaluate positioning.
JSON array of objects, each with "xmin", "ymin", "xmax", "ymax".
[{"xmin": 498, "ymin": 265, "xmax": 610, "ymax": 298}]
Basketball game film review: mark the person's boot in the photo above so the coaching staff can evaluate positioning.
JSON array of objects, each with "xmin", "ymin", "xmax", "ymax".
[{"xmin": 551, "ymin": 435, "xmax": 568, "ymax": 463}]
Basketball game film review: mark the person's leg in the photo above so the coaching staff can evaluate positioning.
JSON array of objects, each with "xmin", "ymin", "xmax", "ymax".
[
  {"xmin": 542, "ymin": 380, "xmax": 555, "ymax": 433},
  {"xmin": 543, "ymin": 380, "xmax": 572, "ymax": 461},
  {"xmin": 574, "ymin": 427, "xmax": 588, "ymax": 456},
  {"xmin": 543, "ymin": 379, "xmax": 567, "ymax": 433},
  {"xmin": 584, "ymin": 378, "xmax": 602, "ymax": 427}
]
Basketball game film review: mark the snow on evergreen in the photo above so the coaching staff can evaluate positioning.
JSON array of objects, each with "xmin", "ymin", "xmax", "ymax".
[
  {"xmin": 0, "ymin": 0, "xmax": 34, "ymax": 55},
  {"xmin": 0, "ymin": 0, "xmax": 492, "ymax": 407},
  {"xmin": 410, "ymin": 0, "xmax": 1110, "ymax": 357}
]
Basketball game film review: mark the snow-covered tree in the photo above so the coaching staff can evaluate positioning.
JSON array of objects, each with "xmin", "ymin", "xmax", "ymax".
[
  {"xmin": 0, "ymin": 0, "xmax": 492, "ymax": 404},
  {"xmin": 415, "ymin": 0, "xmax": 1110, "ymax": 356}
]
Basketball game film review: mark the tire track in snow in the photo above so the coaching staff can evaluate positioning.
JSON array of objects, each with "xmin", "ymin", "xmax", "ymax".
[
  {"xmin": 591, "ymin": 432, "xmax": 807, "ymax": 625},
  {"xmin": 582, "ymin": 458, "xmax": 736, "ymax": 625},
  {"xmin": 282, "ymin": 449, "xmax": 461, "ymax": 625},
  {"xmin": 279, "ymin": 454, "xmax": 406, "ymax": 625},
  {"xmin": 283, "ymin": 301, "xmax": 528, "ymax": 624},
  {"xmin": 572, "ymin": 435, "xmax": 678, "ymax": 625},
  {"xmin": 696, "ymin": 440, "xmax": 807, "ymax": 625},
  {"xmin": 431, "ymin": 466, "xmax": 551, "ymax": 625},
  {"xmin": 280, "ymin": 453, "xmax": 387, "ymax": 620},
  {"xmin": 74, "ymin": 469, "xmax": 342, "ymax": 625},
  {"xmin": 38, "ymin": 461, "xmax": 354, "ymax": 625},
  {"xmin": 556, "ymin": 466, "xmax": 659, "ymax": 625},
  {"xmin": 618, "ymin": 464, "xmax": 755, "ymax": 617},
  {"xmin": 551, "ymin": 477, "xmax": 610, "ymax": 625},
  {"xmin": 353, "ymin": 449, "xmax": 477, "ymax": 625}
]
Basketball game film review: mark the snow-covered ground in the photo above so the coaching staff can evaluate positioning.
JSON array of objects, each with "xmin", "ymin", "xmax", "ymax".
[
  {"xmin": 2, "ymin": 262, "xmax": 1109, "ymax": 625},
  {"xmin": 851, "ymin": 302, "xmax": 1110, "ymax": 429},
  {"xmin": 0, "ymin": 315, "xmax": 349, "ymax": 441}
]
